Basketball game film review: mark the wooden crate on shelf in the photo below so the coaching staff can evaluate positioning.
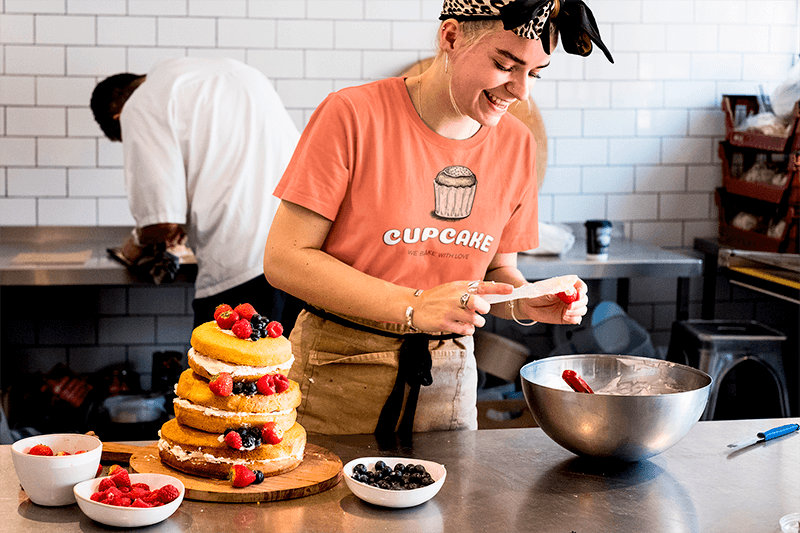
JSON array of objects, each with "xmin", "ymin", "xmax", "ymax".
[
  {"xmin": 718, "ymin": 141, "xmax": 796, "ymax": 204},
  {"xmin": 722, "ymin": 94, "xmax": 800, "ymax": 152},
  {"xmin": 715, "ymin": 188, "xmax": 798, "ymax": 253}
]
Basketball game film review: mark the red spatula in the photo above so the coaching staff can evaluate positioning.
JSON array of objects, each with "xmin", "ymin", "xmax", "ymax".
[{"xmin": 562, "ymin": 369, "xmax": 594, "ymax": 393}]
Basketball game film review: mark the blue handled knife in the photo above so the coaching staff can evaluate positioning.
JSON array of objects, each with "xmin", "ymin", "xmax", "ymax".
[{"xmin": 727, "ymin": 423, "xmax": 799, "ymax": 450}]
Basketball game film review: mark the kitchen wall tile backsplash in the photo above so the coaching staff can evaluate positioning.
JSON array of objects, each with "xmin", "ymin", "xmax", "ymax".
[{"xmin": 2, "ymin": 0, "xmax": 795, "ymax": 236}]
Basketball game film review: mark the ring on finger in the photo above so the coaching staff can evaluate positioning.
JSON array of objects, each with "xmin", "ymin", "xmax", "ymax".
[{"xmin": 459, "ymin": 292, "xmax": 471, "ymax": 309}]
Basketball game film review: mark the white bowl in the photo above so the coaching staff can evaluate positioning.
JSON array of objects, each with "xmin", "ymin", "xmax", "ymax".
[
  {"xmin": 343, "ymin": 457, "xmax": 446, "ymax": 508},
  {"xmin": 11, "ymin": 433, "xmax": 102, "ymax": 506},
  {"xmin": 73, "ymin": 473, "xmax": 185, "ymax": 528}
]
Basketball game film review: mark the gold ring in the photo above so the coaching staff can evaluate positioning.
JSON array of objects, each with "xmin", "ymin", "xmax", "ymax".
[{"xmin": 459, "ymin": 292, "xmax": 470, "ymax": 309}]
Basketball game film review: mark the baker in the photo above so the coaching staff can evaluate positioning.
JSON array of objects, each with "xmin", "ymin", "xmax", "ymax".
[
  {"xmin": 91, "ymin": 57, "xmax": 301, "ymax": 330},
  {"xmin": 264, "ymin": 0, "xmax": 613, "ymax": 439}
]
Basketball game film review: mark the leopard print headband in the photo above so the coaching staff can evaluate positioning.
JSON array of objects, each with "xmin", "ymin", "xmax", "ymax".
[{"xmin": 440, "ymin": 0, "xmax": 614, "ymax": 63}]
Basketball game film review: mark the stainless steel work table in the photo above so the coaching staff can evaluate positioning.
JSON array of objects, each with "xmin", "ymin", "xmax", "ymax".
[
  {"xmin": 1, "ymin": 226, "xmax": 702, "ymax": 313},
  {"xmin": 1, "ymin": 418, "xmax": 797, "ymax": 533}
]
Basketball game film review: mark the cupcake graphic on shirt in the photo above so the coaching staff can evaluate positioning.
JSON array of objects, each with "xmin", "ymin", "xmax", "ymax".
[{"xmin": 433, "ymin": 165, "xmax": 477, "ymax": 220}]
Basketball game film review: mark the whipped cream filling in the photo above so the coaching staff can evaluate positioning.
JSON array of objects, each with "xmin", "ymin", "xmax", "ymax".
[
  {"xmin": 189, "ymin": 347, "xmax": 293, "ymax": 377},
  {"xmin": 173, "ymin": 397, "xmax": 293, "ymax": 418},
  {"xmin": 158, "ymin": 434, "xmax": 304, "ymax": 465}
]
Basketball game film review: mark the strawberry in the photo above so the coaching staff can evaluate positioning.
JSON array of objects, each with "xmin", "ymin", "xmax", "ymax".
[
  {"xmin": 557, "ymin": 290, "xmax": 580, "ymax": 304},
  {"xmin": 273, "ymin": 374, "xmax": 290, "ymax": 393},
  {"xmin": 261, "ymin": 422, "xmax": 282, "ymax": 445},
  {"xmin": 98, "ymin": 477, "xmax": 116, "ymax": 492},
  {"xmin": 56, "ymin": 450, "xmax": 69, "ymax": 456},
  {"xmin": 224, "ymin": 430, "xmax": 244, "ymax": 450},
  {"xmin": 108, "ymin": 464, "xmax": 124, "ymax": 475},
  {"xmin": 230, "ymin": 464, "xmax": 256, "ymax": 488},
  {"xmin": 75, "ymin": 449, "xmax": 87, "ymax": 454},
  {"xmin": 256, "ymin": 374, "xmax": 275, "ymax": 396},
  {"xmin": 214, "ymin": 303, "xmax": 234, "ymax": 321},
  {"xmin": 110, "ymin": 467, "xmax": 131, "ymax": 488},
  {"xmin": 233, "ymin": 303, "xmax": 257, "ymax": 321},
  {"xmin": 266, "ymin": 321, "xmax": 283, "ymax": 338},
  {"xmin": 96, "ymin": 464, "xmax": 104, "ymax": 477},
  {"xmin": 209, "ymin": 372, "xmax": 233, "ymax": 396},
  {"xmin": 28, "ymin": 444, "xmax": 53, "ymax": 456},
  {"xmin": 216, "ymin": 310, "xmax": 240, "ymax": 330},
  {"xmin": 131, "ymin": 498, "xmax": 153, "ymax": 508},
  {"xmin": 155, "ymin": 484, "xmax": 180, "ymax": 504},
  {"xmin": 231, "ymin": 318, "xmax": 253, "ymax": 339}
]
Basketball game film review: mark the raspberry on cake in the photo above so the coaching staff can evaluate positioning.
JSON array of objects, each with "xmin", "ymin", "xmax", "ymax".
[{"xmin": 157, "ymin": 304, "xmax": 305, "ymax": 482}]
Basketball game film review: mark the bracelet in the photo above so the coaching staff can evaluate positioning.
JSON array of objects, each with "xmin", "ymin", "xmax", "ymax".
[
  {"xmin": 509, "ymin": 300, "xmax": 537, "ymax": 326},
  {"xmin": 404, "ymin": 289, "xmax": 424, "ymax": 331},
  {"xmin": 405, "ymin": 306, "xmax": 420, "ymax": 332}
]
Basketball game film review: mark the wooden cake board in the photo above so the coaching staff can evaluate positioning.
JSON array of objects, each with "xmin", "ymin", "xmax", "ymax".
[{"xmin": 120, "ymin": 443, "xmax": 342, "ymax": 503}]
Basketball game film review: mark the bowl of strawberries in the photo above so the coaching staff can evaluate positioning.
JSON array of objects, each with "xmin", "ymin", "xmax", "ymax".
[
  {"xmin": 11, "ymin": 433, "xmax": 102, "ymax": 506},
  {"xmin": 73, "ymin": 469, "xmax": 184, "ymax": 528}
]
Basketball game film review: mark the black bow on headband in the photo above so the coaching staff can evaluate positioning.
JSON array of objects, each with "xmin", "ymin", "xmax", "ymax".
[{"xmin": 499, "ymin": 0, "xmax": 614, "ymax": 63}]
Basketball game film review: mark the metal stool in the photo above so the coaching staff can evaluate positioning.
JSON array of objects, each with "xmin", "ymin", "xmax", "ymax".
[{"xmin": 666, "ymin": 320, "xmax": 789, "ymax": 421}]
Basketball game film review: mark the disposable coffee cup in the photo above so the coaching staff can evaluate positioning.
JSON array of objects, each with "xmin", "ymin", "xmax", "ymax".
[{"xmin": 585, "ymin": 220, "xmax": 612, "ymax": 260}]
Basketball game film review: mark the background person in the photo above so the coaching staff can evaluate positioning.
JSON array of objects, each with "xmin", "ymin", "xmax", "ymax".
[
  {"xmin": 91, "ymin": 57, "xmax": 300, "ymax": 330},
  {"xmin": 264, "ymin": 0, "xmax": 613, "ymax": 438}
]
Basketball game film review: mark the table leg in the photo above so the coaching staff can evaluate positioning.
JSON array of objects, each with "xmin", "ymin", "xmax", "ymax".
[
  {"xmin": 616, "ymin": 278, "xmax": 629, "ymax": 312},
  {"xmin": 701, "ymin": 251, "xmax": 718, "ymax": 319},
  {"xmin": 677, "ymin": 277, "xmax": 690, "ymax": 321}
]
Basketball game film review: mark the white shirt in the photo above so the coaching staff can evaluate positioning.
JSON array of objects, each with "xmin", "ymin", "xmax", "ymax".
[{"xmin": 120, "ymin": 58, "xmax": 299, "ymax": 298}]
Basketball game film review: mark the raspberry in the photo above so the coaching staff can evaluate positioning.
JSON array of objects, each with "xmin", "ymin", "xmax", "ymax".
[
  {"xmin": 261, "ymin": 422, "xmax": 282, "ymax": 445},
  {"xmin": 110, "ymin": 467, "xmax": 131, "ymax": 488},
  {"xmin": 131, "ymin": 498, "xmax": 153, "ymax": 508},
  {"xmin": 111, "ymin": 497, "xmax": 132, "ymax": 507},
  {"xmin": 266, "ymin": 321, "xmax": 283, "ymax": 338},
  {"xmin": 131, "ymin": 482, "xmax": 151, "ymax": 491},
  {"xmin": 209, "ymin": 372, "xmax": 233, "ymax": 396},
  {"xmin": 128, "ymin": 487, "xmax": 150, "ymax": 500},
  {"xmin": 256, "ymin": 374, "xmax": 275, "ymax": 396},
  {"xmin": 28, "ymin": 444, "xmax": 53, "ymax": 456},
  {"xmin": 156, "ymin": 484, "xmax": 180, "ymax": 504},
  {"xmin": 233, "ymin": 303, "xmax": 257, "ymax": 321},
  {"xmin": 273, "ymin": 374, "xmax": 290, "ymax": 393},
  {"xmin": 214, "ymin": 303, "xmax": 234, "ymax": 321},
  {"xmin": 98, "ymin": 477, "xmax": 115, "ymax": 492},
  {"xmin": 229, "ymin": 464, "xmax": 256, "ymax": 488},
  {"xmin": 100, "ymin": 486, "xmax": 124, "ymax": 504},
  {"xmin": 90, "ymin": 492, "xmax": 103, "ymax": 502},
  {"xmin": 224, "ymin": 430, "xmax": 243, "ymax": 450},
  {"xmin": 231, "ymin": 319, "xmax": 253, "ymax": 339},
  {"xmin": 556, "ymin": 290, "xmax": 580, "ymax": 304},
  {"xmin": 216, "ymin": 310, "xmax": 240, "ymax": 330}
]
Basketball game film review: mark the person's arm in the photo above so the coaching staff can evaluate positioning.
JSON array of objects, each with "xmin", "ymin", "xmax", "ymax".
[
  {"xmin": 483, "ymin": 252, "xmax": 588, "ymax": 325},
  {"xmin": 120, "ymin": 223, "xmax": 186, "ymax": 263},
  {"xmin": 264, "ymin": 201, "xmax": 513, "ymax": 336}
]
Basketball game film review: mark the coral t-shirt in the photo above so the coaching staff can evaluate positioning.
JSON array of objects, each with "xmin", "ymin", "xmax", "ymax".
[{"xmin": 274, "ymin": 77, "xmax": 539, "ymax": 290}]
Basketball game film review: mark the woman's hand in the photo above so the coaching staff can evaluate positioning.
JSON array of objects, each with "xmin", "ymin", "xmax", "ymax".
[
  {"xmin": 515, "ymin": 278, "xmax": 589, "ymax": 325},
  {"xmin": 412, "ymin": 280, "xmax": 514, "ymax": 335}
]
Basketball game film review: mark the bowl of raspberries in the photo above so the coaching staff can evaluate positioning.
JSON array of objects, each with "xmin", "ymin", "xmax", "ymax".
[
  {"xmin": 343, "ymin": 457, "xmax": 446, "ymax": 508},
  {"xmin": 11, "ymin": 433, "xmax": 102, "ymax": 506},
  {"xmin": 73, "ymin": 469, "xmax": 184, "ymax": 528}
]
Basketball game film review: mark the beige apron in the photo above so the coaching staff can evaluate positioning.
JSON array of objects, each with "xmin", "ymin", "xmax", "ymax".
[{"xmin": 288, "ymin": 308, "xmax": 478, "ymax": 435}]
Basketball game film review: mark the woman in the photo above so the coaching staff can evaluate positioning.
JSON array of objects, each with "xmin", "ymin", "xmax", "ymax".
[{"xmin": 264, "ymin": 0, "xmax": 613, "ymax": 438}]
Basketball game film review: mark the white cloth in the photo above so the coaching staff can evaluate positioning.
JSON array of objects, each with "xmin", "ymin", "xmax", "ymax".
[{"xmin": 120, "ymin": 58, "xmax": 299, "ymax": 298}]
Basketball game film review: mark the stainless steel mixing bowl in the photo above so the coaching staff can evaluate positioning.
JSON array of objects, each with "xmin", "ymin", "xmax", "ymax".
[{"xmin": 520, "ymin": 354, "xmax": 712, "ymax": 462}]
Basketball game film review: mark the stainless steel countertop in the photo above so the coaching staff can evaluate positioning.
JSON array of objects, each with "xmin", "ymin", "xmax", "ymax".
[
  {"xmin": 0, "ymin": 227, "xmax": 195, "ymax": 286},
  {"xmin": 0, "ymin": 227, "xmax": 702, "ymax": 286},
  {"xmin": 2, "ymin": 418, "xmax": 797, "ymax": 532}
]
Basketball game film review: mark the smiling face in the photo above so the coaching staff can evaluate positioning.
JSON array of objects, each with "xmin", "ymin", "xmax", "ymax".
[{"xmin": 448, "ymin": 24, "xmax": 552, "ymax": 127}]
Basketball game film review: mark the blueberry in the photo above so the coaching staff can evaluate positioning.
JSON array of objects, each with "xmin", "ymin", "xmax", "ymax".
[
  {"xmin": 250, "ymin": 333, "xmax": 259, "ymax": 342},
  {"xmin": 394, "ymin": 463, "xmax": 405, "ymax": 473},
  {"xmin": 250, "ymin": 314, "xmax": 262, "ymax": 326},
  {"xmin": 254, "ymin": 470, "xmax": 265, "ymax": 484},
  {"xmin": 241, "ymin": 434, "xmax": 255, "ymax": 449},
  {"xmin": 243, "ymin": 382, "xmax": 258, "ymax": 395},
  {"xmin": 232, "ymin": 382, "xmax": 244, "ymax": 395},
  {"xmin": 353, "ymin": 463, "xmax": 367, "ymax": 475},
  {"xmin": 375, "ymin": 460, "xmax": 387, "ymax": 472}
]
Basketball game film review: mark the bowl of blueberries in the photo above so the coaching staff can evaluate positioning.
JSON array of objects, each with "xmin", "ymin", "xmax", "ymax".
[{"xmin": 343, "ymin": 457, "xmax": 446, "ymax": 508}]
